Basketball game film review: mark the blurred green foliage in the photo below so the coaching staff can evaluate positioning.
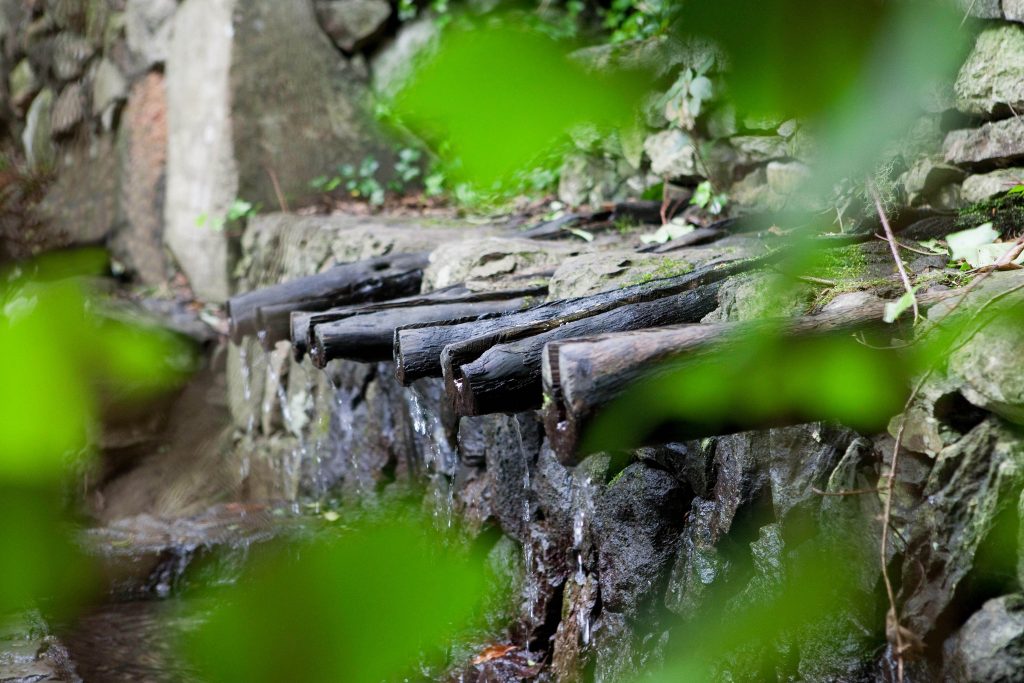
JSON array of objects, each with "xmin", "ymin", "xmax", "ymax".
[
  {"xmin": 0, "ymin": 250, "xmax": 195, "ymax": 613},
  {"xmin": 185, "ymin": 512, "xmax": 493, "ymax": 683},
  {"xmin": 391, "ymin": 19, "xmax": 652, "ymax": 187},
  {"xmin": 584, "ymin": 327, "xmax": 910, "ymax": 452}
]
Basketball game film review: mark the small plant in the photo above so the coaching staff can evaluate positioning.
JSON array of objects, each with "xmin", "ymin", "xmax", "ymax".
[
  {"xmin": 196, "ymin": 198, "xmax": 259, "ymax": 232},
  {"xmin": 691, "ymin": 180, "xmax": 727, "ymax": 216}
]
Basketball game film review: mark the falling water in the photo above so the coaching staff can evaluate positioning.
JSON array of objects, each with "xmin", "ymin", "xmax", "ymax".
[
  {"xmin": 238, "ymin": 345, "xmax": 253, "ymax": 483},
  {"xmin": 404, "ymin": 384, "xmax": 457, "ymax": 529},
  {"xmin": 511, "ymin": 418, "xmax": 536, "ymax": 623}
]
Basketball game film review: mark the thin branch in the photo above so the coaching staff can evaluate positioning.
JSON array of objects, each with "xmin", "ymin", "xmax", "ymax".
[
  {"xmin": 869, "ymin": 182, "xmax": 919, "ymax": 321},
  {"xmin": 265, "ymin": 165, "xmax": 290, "ymax": 213},
  {"xmin": 872, "ymin": 233, "xmax": 941, "ymax": 257}
]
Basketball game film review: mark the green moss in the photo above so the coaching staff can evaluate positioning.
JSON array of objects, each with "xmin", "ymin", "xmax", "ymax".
[
  {"xmin": 626, "ymin": 258, "xmax": 694, "ymax": 287},
  {"xmin": 615, "ymin": 217, "xmax": 641, "ymax": 234},
  {"xmin": 810, "ymin": 244, "xmax": 869, "ymax": 283},
  {"xmin": 956, "ymin": 193, "xmax": 1024, "ymax": 238}
]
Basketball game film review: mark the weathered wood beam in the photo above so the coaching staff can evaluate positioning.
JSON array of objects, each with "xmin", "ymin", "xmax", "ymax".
[
  {"xmin": 441, "ymin": 279, "xmax": 725, "ymax": 416},
  {"xmin": 541, "ymin": 289, "xmax": 959, "ymax": 463},
  {"xmin": 227, "ymin": 252, "xmax": 430, "ymax": 344},
  {"xmin": 397, "ymin": 254, "xmax": 768, "ymax": 387},
  {"xmin": 308, "ymin": 292, "xmax": 544, "ymax": 367}
]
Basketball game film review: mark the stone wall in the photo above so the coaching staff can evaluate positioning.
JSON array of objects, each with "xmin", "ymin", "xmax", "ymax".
[{"xmin": 0, "ymin": 0, "xmax": 400, "ymax": 300}]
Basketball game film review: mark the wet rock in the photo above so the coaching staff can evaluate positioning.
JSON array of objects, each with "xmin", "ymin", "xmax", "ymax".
[
  {"xmin": 945, "ymin": 117, "xmax": 1024, "ymax": 166},
  {"xmin": 550, "ymin": 571, "xmax": 600, "ymax": 682},
  {"xmin": 478, "ymin": 413, "xmax": 543, "ymax": 542},
  {"xmin": 955, "ymin": 24, "xmax": 1024, "ymax": 117},
  {"xmin": 125, "ymin": 0, "xmax": 176, "ymax": 67},
  {"xmin": 961, "ymin": 167, "xmax": 1024, "ymax": 203},
  {"xmin": 22, "ymin": 87, "xmax": 55, "ymax": 170},
  {"xmin": 948, "ymin": 595, "xmax": 1024, "ymax": 683},
  {"xmin": 547, "ymin": 251, "xmax": 694, "ymax": 299},
  {"xmin": 593, "ymin": 462, "xmax": 688, "ymax": 617},
  {"xmin": 764, "ymin": 423, "xmax": 858, "ymax": 524},
  {"xmin": 591, "ymin": 610, "xmax": 667, "ymax": 683},
  {"xmin": 900, "ymin": 418, "xmax": 1024, "ymax": 639},
  {"xmin": 665, "ymin": 496, "xmax": 726, "ymax": 618},
  {"xmin": 315, "ymin": 0, "xmax": 391, "ymax": 52},
  {"xmin": 644, "ymin": 129, "xmax": 701, "ymax": 179}
]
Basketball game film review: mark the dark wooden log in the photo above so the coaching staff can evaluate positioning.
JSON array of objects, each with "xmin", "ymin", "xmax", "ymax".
[
  {"xmin": 397, "ymin": 254, "xmax": 768, "ymax": 387},
  {"xmin": 308, "ymin": 295, "xmax": 543, "ymax": 367},
  {"xmin": 227, "ymin": 252, "xmax": 430, "ymax": 344},
  {"xmin": 541, "ymin": 289, "xmax": 959, "ymax": 463},
  {"xmin": 442, "ymin": 280, "xmax": 725, "ymax": 416}
]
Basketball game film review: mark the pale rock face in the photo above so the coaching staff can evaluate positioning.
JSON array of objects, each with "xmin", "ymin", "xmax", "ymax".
[
  {"xmin": 961, "ymin": 168, "xmax": 1024, "ymax": 203},
  {"xmin": 955, "ymin": 24, "xmax": 1024, "ymax": 116},
  {"xmin": 644, "ymin": 129, "xmax": 701, "ymax": 179},
  {"xmin": 22, "ymin": 88, "xmax": 55, "ymax": 170},
  {"xmin": 944, "ymin": 117, "xmax": 1024, "ymax": 165},
  {"xmin": 315, "ymin": 0, "xmax": 391, "ymax": 52},
  {"xmin": 163, "ymin": 0, "xmax": 237, "ymax": 302},
  {"xmin": 125, "ymin": 0, "xmax": 177, "ymax": 67}
]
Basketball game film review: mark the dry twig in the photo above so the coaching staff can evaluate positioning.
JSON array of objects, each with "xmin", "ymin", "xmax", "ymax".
[{"xmin": 868, "ymin": 182, "xmax": 919, "ymax": 321}]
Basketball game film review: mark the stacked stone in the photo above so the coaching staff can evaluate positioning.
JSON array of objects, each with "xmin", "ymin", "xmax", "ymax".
[{"xmin": 0, "ymin": 0, "xmax": 405, "ymax": 300}]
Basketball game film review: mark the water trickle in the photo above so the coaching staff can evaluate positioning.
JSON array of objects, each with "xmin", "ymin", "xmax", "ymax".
[
  {"xmin": 238, "ymin": 345, "xmax": 253, "ymax": 482},
  {"xmin": 572, "ymin": 477, "xmax": 592, "ymax": 586},
  {"xmin": 404, "ymin": 384, "xmax": 457, "ymax": 529},
  {"xmin": 511, "ymin": 418, "xmax": 536, "ymax": 622}
]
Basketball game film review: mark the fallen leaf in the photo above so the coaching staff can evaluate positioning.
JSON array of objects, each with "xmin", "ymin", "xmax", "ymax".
[
  {"xmin": 946, "ymin": 222, "xmax": 999, "ymax": 264},
  {"xmin": 472, "ymin": 643, "xmax": 518, "ymax": 665}
]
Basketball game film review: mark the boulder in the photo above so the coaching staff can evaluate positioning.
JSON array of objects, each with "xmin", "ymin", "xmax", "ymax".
[
  {"xmin": 315, "ymin": 0, "xmax": 391, "ymax": 52},
  {"xmin": 165, "ymin": 0, "xmax": 386, "ymax": 301},
  {"xmin": 593, "ymin": 462, "xmax": 687, "ymax": 616},
  {"xmin": 949, "ymin": 595, "xmax": 1024, "ymax": 682},
  {"xmin": 900, "ymin": 418, "xmax": 1024, "ymax": 638},
  {"xmin": 955, "ymin": 24, "xmax": 1024, "ymax": 116},
  {"xmin": 944, "ymin": 117, "xmax": 1024, "ymax": 166},
  {"xmin": 903, "ymin": 157, "xmax": 965, "ymax": 204},
  {"xmin": 125, "ymin": 0, "xmax": 177, "ymax": 68},
  {"xmin": 1005, "ymin": 0, "xmax": 1024, "ymax": 22},
  {"xmin": 962, "ymin": 168, "xmax": 1024, "ymax": 202},
  {"xmin": 644, "ymin": 129, "xmax": 702, "ymax": 179}
]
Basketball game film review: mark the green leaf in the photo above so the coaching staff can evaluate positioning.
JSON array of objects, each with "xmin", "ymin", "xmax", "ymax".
[
  {"xmin": 883, "ymin": 286, "xmax": 919, "ymax": 324},
  {"xmin": 639, "ymin": 222, "xmax": 694, "ymax": 244},
  {"xmin": 946, "ymin": 222, "xmax": 999, "ymax": 263},
  {"xmin": 566, "ymin": 227, "xmax": 594, "ymax": 242}
]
